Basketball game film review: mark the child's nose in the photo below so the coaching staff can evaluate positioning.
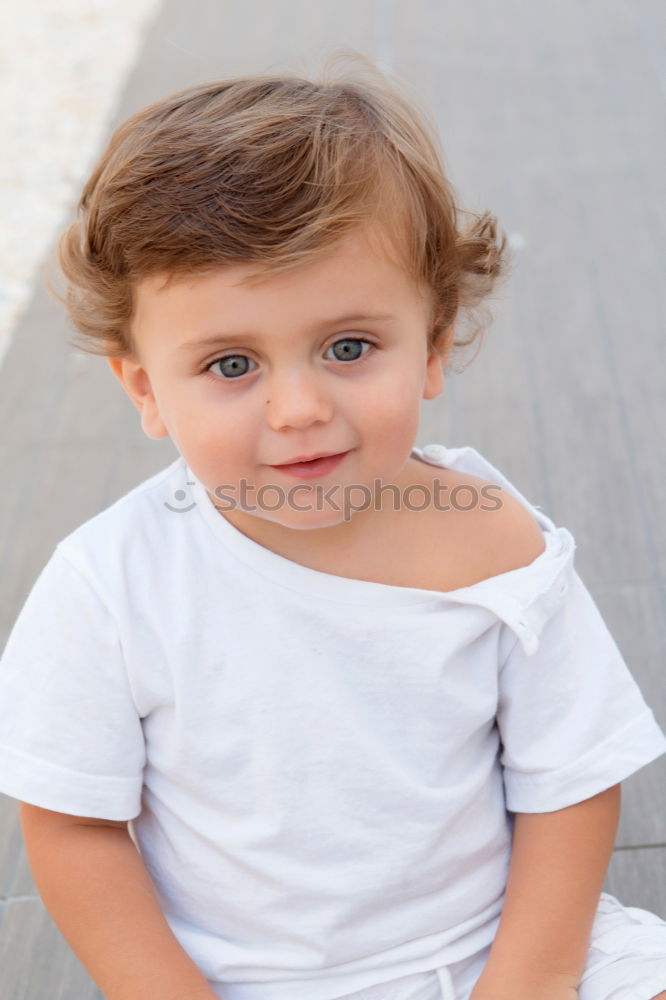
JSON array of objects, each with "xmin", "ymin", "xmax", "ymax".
[{"xmin": 263, "ymin": 367, "xmax": 334, "ymax": 430}]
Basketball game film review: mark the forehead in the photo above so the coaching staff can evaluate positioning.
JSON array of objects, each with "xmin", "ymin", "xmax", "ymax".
[{"xmin": 134, "ymin": 222, "xmax": 422, "ymax": 315}]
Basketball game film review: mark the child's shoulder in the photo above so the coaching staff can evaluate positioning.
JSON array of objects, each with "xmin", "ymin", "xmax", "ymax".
[
  {"xmin": 407, "ymin": 444, "xmax": 548, "ymax": 592},
  {"xmin": 55, "ymin": 455, "xmax": 189, "ymax": 574}
]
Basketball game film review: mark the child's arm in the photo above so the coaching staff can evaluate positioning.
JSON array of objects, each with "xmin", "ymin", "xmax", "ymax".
[
  {"xmin": 20, "ymin": 804, "xmax": 218, "ymax": 1000},
  {"xmin": 469, "ymin": 783, "xmax": 621, "ymax": 1000}
]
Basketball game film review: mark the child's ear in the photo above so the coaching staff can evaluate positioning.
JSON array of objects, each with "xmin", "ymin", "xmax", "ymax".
[
  {"xmin": 423, "ymin": 349, "xmax": 445, "ymax": 400},
  {"xmin": 106, "ymin": 356, "xmax": 170, "ymax": 440},
  {"xmin": 422, "ymin": 329, "xmax": 453, "ymax": 401}
]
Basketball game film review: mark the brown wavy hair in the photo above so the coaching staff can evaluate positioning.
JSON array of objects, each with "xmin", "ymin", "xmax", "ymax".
[{"xmin": 48, "ymin": 51, "xmax": 513, "ymax": 371}]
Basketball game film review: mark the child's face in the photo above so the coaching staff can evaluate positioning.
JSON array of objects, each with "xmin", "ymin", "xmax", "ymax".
[{"xmin": 109, "ymin": 222, "xmax": 448, "ymax": 535}]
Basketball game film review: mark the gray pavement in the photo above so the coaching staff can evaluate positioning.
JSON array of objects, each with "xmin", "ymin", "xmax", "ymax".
[{"xmin": 1, "ymin": 0, "xmax": 665, "ymax": 996}]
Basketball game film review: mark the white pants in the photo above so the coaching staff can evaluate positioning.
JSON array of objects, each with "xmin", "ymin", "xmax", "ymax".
[{"xmin": 334, "ymin": 894, "xmax": 666, "ymax": 1000}]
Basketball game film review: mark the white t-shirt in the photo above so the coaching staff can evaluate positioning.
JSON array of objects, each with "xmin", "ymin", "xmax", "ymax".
[{"xmin": 1, "ymin": 442, "xmax": 664, "ymax": 1000}]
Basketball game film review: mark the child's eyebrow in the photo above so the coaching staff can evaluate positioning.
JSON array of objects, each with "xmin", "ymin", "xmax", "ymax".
[{"xmin": 178, "ymin": 312, "xmax": 397, "ymax": 352}]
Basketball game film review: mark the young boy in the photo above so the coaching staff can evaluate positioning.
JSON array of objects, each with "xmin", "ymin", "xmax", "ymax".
[{"xmin": 1, "ymin": 59, "xmax": 666, "ymax": 1000}]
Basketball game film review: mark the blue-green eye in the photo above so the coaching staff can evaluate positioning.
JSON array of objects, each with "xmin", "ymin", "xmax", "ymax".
[
  {"xmin": 205, "ymin": 337, "xmax": 374, "ymax": 381},
  {"xmin": 208, "ymin": 355, "xmax": 253, "ymax": 379},
  {"xmin": 325, "ymin": 338, "xmax": 372, "ymax": 363}
]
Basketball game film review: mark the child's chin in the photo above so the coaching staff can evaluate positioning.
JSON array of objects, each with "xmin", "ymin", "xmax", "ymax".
[{"xmin": 267, "ymin": 509, "xmax": 352, "ymax": 532}]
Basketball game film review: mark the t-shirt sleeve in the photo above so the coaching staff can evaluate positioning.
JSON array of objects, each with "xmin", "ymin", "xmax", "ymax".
[
  {"xmin": 497, "ymin": 567, "xmax": 666, "ymax": 813},
  {"xmin": 0, "ymin": 545, "xmax": 145, "ymax": 820}
]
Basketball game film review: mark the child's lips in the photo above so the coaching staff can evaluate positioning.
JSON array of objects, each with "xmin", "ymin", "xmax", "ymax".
[{"xmin": 270, "ymin": 450, "xmax": 351, "ymax": 479}]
